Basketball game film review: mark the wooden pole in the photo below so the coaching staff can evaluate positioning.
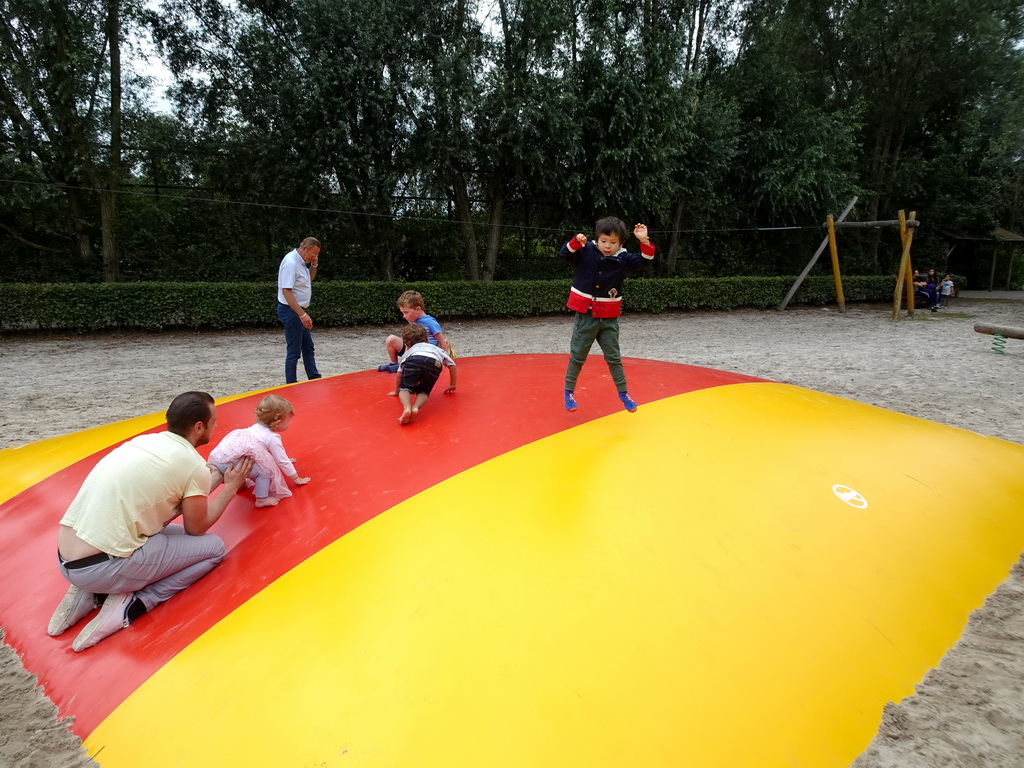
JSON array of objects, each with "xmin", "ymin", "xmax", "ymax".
[
  {"xmin": 892, "ymin": 211, "xmax": 917, "ymax": 321},
  {"xmin": 893, "ymin": 212, "xmax": 910, "ymax": 320},
  {"xmin": 831, "ymin": 220, "xmax": 920, "ymax": 229},
  {"xmin": 779, "ymin": 196, "xmax": 857, "ymax": 310},
  {"xmin": 827, "ymin": 214, "xmax": 845, "ymax": 312},
  {"xmin": 902, "ymin": 212, "xmax": 917, "ymax": 312}
]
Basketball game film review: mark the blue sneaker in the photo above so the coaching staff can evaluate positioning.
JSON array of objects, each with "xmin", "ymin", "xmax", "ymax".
[
  {"xmin": 563, "ymin": 390, "xmax": 578, "ymax": 412},
  {"xmin": 377, "ymin": 362, "xmax": 399, "ymax": 373},
  {"xmin": 618, "ymin": 392, "xmax": 638, "ymax": 413}
]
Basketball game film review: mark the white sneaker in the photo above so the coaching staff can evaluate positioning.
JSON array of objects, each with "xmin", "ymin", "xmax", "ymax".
[
  {"xmin": 47, "ymin": 585, "xmax": 100, "ymax": 637},
  {"xmin": 72, "ymin": 593, "xmax": 134, "ymax": 652}
]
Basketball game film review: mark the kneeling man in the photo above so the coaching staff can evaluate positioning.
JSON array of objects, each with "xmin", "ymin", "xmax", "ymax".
[{"xmin": 48, "ymin": 391, "xmax": 252, "ymax": 651}]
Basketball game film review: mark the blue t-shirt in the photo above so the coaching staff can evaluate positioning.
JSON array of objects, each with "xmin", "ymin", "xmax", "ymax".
[{"xmin": 415, "ymin": 314, "xmax": 443, "ymax": 346}]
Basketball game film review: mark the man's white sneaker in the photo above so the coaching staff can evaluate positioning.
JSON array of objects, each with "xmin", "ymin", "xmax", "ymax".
[
  {"xmin": 47, "ymin": 585, "xmax": 100, "ymax": 637},
  {"xmin": 72, "ymin": 593, "xmax": 134, "ymax": 652}
]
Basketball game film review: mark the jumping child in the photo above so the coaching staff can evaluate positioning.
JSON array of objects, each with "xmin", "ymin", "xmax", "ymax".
[
  {"xmin": 561, "ymin": 217, "xmax": 655, "ymax": 412},
  {"xmin": 207, "ymin": 394, "xmax": 310, "ymax": 507},
  {"xmin": 388, "ymin": 323, "xmax": 457, "ymax": 425}
]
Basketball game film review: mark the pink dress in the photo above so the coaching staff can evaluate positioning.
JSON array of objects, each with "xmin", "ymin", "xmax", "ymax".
[{"xmin": 209, "ymin": 426, "xmax": 292, "ymax": 499}]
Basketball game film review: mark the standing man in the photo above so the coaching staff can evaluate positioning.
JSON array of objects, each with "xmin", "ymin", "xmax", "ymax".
[
  {"xmin": 277, "ymin": 236, "xmax": 323, "ymax": 383},
  {"xmin": 48, "ymin": 392, "xmax": 253, "ymax": 651}
]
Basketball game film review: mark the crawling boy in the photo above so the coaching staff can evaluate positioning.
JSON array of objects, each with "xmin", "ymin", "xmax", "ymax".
[{"xmin": 388, "ymin": 324, "xmax": 457, "ymax": 425}]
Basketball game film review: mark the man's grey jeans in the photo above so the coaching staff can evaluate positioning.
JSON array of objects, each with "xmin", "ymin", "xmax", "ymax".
[{"xmin": 59, "ymin": 525, "xmax": 225, "ymax": 612}]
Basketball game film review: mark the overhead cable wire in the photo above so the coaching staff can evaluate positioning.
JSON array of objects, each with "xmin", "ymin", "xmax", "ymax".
[{"xmin": 0, "ymin": 178, "xmax": 823, "ymax": 236}]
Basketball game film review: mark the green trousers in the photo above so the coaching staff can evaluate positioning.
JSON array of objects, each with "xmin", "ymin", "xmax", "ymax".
[{"xmin": 564, "ymin": 312, "xmax": 627, "ymax": 393}]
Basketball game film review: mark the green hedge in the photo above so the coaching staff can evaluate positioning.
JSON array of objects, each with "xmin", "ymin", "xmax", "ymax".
[{"xmin": 0, "ymin": 276, "xmax": 895, "ymax": 332}]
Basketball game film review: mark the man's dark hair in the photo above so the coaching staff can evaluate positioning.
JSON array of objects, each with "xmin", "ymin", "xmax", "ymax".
[
  {"xmin": 594, "ymin": 216, "xmax": 628, "ymax": 242},
  {"xmin": 166, "ymin": 391, "xmax": 215, "ymax": 436}
]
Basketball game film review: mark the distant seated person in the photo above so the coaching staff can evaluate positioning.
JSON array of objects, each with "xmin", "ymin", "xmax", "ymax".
[{"xmin": 912, "ymin": 269, "xmax": 940, "ymax": 312}]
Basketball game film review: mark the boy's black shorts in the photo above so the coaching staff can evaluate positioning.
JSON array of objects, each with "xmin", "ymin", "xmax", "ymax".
[{"xmin": 399, "ymin": 355, "xmax": 443, "ymax": 396}]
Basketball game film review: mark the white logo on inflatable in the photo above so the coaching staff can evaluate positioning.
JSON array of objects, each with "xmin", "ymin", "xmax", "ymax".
[{"xmin": 833, "ymin": 485, "xmax": 868, "ymax": 508}]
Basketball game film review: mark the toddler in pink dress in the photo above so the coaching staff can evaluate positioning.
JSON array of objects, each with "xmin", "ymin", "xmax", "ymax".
[{"xmin": 208, "ymin": 395, "xmax": 311, "ymax": 507}]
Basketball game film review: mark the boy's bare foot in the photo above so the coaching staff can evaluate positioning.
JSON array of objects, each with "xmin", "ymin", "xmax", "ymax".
[
  {"xmin": 411, "ymin": 406, "xmax": 420, "ymax": 418},
  {"xmin": 255, "ymin": 497, "xmax": 279, "ymax": 508},
  {"xmin": 399, "ymin": 409, "xmax": 412, "ymax": 425}
]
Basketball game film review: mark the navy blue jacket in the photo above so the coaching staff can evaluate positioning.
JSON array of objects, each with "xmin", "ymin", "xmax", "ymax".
[{"xmin": 561, "ymin": 239, "xmax": 655, "ymax": 318}]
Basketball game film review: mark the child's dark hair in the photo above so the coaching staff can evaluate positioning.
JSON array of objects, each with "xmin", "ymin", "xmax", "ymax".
[
  {"xmin": 401, "ymin": 323, "xmax": 428, "ymax": 347},
  {"xmin": 594, "ymin": 216, "xmax": 628, "ymax": 242}
]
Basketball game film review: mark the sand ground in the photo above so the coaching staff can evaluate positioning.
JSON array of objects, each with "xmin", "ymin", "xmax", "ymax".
[{"xmin": 1, "ymin": 292, "xmax": 1023, "ymax": 767}]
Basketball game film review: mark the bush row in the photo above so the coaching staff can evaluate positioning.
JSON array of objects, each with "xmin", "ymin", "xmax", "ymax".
[{"xmin": 0, "ymin": 276, "xmax": 895, "ymax": 332}]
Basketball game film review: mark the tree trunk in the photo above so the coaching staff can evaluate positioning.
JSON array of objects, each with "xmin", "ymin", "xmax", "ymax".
[
  {"xmin": 481, "ymin": 180, "xmax": 506, "ymax": 282},
  {"xmin": 372, "ymin": 223, "xmax": 397, "ymax": 280},
  {"xmin": 100, "ymin": 190, "xmax": 118, "ymax": 281},
  {"xmin": 63, "ymin": 184, "xmax": 95, "ymax": 266},
  {"xmin": 351, "ymin": 213, "xmax": 395, "ymax": 280},
  {"xmin": 660, "ymin": 196, "xmax": 686, "ymax": 276},
  {"xmin": 451, "ymin": 169, "xmax": 479, "ymax": 280},
  {"xmin": 102, "ymin": 0, "xmax": 121, "ymax": 282}
]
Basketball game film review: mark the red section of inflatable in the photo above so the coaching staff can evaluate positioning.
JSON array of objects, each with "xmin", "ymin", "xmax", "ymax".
[{"xmin": 0, "ymin": 355, "xmax": 762, "ymax": 738}]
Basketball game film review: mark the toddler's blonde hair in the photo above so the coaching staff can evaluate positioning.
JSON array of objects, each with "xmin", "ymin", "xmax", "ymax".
[{"xmin": 255, "ymin": 394, "xmax": 294, "ymax": 428}]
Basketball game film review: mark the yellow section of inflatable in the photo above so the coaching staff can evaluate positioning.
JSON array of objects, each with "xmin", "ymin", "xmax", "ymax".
[
  {"xmin": 0, "ymin": 391, "xmax": 270, "ymax": 505},
  {"xmin": 0, "ymin": 415, "xmax": 165, "ymax": 505},
  {"xmin": 84, "ymin": 383, "xmax": 1024, "ymax": 767}
]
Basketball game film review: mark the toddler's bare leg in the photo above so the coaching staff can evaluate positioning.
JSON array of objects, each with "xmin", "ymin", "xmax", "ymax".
[
  {"xmin": 410, "ymin": 392, "xmax": 430, "ymax": 419},
  {"xmin": 398, "ymin": 390, "xmax": 413, "ymax": 425}
]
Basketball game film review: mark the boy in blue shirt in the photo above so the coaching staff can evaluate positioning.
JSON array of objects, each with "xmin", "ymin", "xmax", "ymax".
[
  {"xmin": 378, "ymin": 290, "xmax": 451, "ymax": 373},
  {"xmin": 561, "ymin": 217, "xmax": 655, "ymax": 412}
]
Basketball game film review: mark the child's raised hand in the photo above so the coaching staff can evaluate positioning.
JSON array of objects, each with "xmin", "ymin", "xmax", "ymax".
[
  {"xmin": 634, "ymin": 223, "xmax": 649, "ymax": 243},
  {"xmin": 574, "ymin": 233, "xmax": 587, "ymax": 246}
]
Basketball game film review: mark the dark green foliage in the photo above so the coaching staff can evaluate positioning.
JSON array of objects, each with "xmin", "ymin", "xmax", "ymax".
[
  {"xmin": 1, "ymin": 0, "xmax": 1022, "ymax": 282},
  {"xmin": 0, "ymin": 276, "xmax": 894, "ymax": 332}
]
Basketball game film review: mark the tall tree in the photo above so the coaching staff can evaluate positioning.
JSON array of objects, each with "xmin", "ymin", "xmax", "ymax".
[
  {"xmin": 0, "ymin": 0, "xmax": 133, "ymax": 280},
  {"xmin": 826, "ymin": 0, "xmax": 1023, "ymax": 267},
  {"xmin": 471, "ymin": 0, "xmax": 580, "ymax": 280},
  {"xmin": 401, "ymin": 0, "xmax": 486, "ymax": 280},
  {"xmin": 152, "ymin": 0, "xmax": 435, "ymax": 280}
]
